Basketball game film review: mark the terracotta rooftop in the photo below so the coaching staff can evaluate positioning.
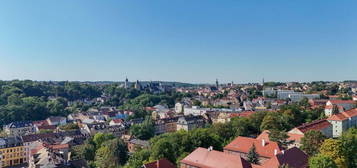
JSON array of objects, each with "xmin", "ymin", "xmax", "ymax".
[
  {"xmin": 37, "ymin": 125, "xmax": 57, "ymax": 130},
  {"xmin": 143, "ymin": 158, "xmax": 176, "ymax": 168},
  {"xmin": 231, "ymin": 111, "xmax": 256, "ymax": 118},
  {"xmin": 327, "ymin": 108, "xmax": 357, "ymax": 121},
  {"xmin": 257, "ymin": 130, "xmax": 304, "ymax": 143},
  {"xmin": 111, "ymin": 119, "xmax": 124, "ymax": 123},
  {"xmin": 295, "ymin": 119, "xmax": 331, "ymax": 133},
  {"xmin": 328, "ymin": 100, "xmax": 355, "ymax": 104},
  {"xmin": 224, "ymin": 136, "xmax": 281, "ymax": 158},
  {"xmin": 262, "ymin": 147, "xmax": 308, "ymax": 168},
  {"xmin": 181, "ymin": 147, "xmax": 253, "ymax": 168},
  {"xmin": 48, "ymin": 144, "xmax": 69, "ymax": 150}
]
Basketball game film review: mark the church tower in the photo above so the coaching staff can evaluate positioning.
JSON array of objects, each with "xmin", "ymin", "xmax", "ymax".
[
  {"xmin": 124, "ymin": 77, "xmax": 129, "ymax": 89},
  {"xmin": 216, "ymin": 79, "xmax": 219, "ymax": 88},
  {"xmin": 135, "ymin": 80, "xmax": 141, "ymax": 90}
]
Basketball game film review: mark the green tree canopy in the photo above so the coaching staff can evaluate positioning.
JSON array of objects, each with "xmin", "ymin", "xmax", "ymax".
[
  {"xmin": 309, "ymin": 154, "xmax": 337, "ymax": 168},
  {"xmin": 300, "ymin": 130, "xmax": 326, "ymax": 156}
]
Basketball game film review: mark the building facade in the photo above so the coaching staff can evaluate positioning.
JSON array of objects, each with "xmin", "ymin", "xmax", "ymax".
[
  {"xmin": 0, "ymin": 137, "xmax": 26, "ymax": 167},
  {"xmin": 3, "ymin": 121, "xmax": 35, "ymax": 137},
  {"xmin": 176, "ymin": 115, "xmax": 205, "ymax": 131},
  {"xmin": 327, "ymin": 108, "xmax": 357, "ymax": 137}
]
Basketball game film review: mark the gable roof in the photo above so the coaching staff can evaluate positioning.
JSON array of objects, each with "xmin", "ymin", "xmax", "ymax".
[
  {"xmin": 327, "ymin": 108, "xmax": 357, "ymax": 121},
  {"xmin": 143, "ymin": 158, "xmax": 176, "ymax": 168},
  {"xmin": 6, "ymin": 121, "xmax": 33, "ymax": 128},
  {"xmin": 230, "ymin": 111, "xmax": 256, "ymax": 118},
  {"xmin": 257, "ymin": 130, "xmax": 304, "ymax": 143},
  {"xmin": 181, "ymin": 147, "xmax": 253, "ymax": 168},
  {"xmin": 294, "ymin": 119, "xmax": 331, "ymax": 133},
  {"xmin": 327, "ymin": 100, "xmax": 355, "ymax": 105},
  {"xmin": 262, "ymin": 147, "xmax": 308, "ymax": 168},
  {"xmin": 111, "ymin": 119, "xmax": 124, "ymax": 124},
  {"xmin": 224, "ymin": 136, "xmax": 281, "ymax": 158}
]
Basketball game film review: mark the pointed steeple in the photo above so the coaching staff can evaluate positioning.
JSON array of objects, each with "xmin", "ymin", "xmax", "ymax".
[{"xmin": 124, "ymin": 77, "xmax": 129, "ymax": 89}]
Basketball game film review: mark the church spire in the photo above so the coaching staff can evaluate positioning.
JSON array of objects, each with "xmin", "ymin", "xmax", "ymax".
[{"xmin": 124, "ymin": 77, "xmax": 129, "ymax": 89}]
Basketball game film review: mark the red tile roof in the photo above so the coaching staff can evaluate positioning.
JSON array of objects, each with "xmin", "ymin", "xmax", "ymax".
[
  {"xmin": 328, "ymin": 100, "xmax": 355, "ymax": 105},
  {"xmin": 230, "ymin": 111, "xmax": 256, "ymax": 118},
  {"xmin": 37, "ymin": 125, "xmax": 57, "ymax": 130},
  {"xmin": 327, "ymin": 108, "xmax": 357, "ymax": 121},
  {"xmin": 32, "ymin": 120, "xmax": 49, "ymax": 126},
  {"xmin": 47, "ymin": 144, "xmax": 69, "ymax": 150},
  {"xmin": 144, "ymin": 158, "xmax": 176, "ymax": 168},
  {"xmin": 181, "ymin": 147, "xmax": 254, "ymax": 168},
  {"xmin": 262, "ymin": 147, "xmax": 308, "ymax": 168},
  {"xmin": 257, "ymin": 130, "xmax": 304, "ymax": 143},
  {"xmin": 224, "ymin": 136, "xmax": 281, "ymax": 158},
  {"xmin": 111, "ymin": 119, "xmax": 124, "ymax": 124},
  {"xmin": 295, "ymin": 119, "xmax": 331, "ymax": 133}
]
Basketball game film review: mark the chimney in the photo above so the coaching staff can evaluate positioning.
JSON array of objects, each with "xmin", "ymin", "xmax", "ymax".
[
  {"xmin": 262, "ymin": 139, "xmax": 266, "ymax": 147},
  {"xmin": 274, "ymin": 149, "xmax": 278, "ymax": 155},
  {"xmin": 208, "ymin": 146, "xmax": 213, "ymax": 151}
]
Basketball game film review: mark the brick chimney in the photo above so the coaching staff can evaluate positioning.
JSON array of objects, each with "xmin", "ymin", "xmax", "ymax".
[{"xmin": 262, "ymin": 139, "xmax": 266, "ymax": 147}]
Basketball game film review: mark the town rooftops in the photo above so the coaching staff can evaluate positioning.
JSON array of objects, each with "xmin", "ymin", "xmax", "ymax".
[
  {"xmin": 327, "ymin": 100, "xmax": 355, "ymax": 104},
  {"xmin": 262, "ymin": 147, "xmax": 308, "ymax": 168},
  {"xmin": 294, "ymin": 119, "xmax": 331, "ymax": 133},
  {"xmin": 32, "ymin": 120, "xmax": 49, "ymax": 126},
  {"xmin": 143, "ymin": 158, "xmax": 176, "ymax": 168},
  {"xmin": 327, "ymin": 108, "xmax": 357, "ymax": 121},
  {"xmin": 111, "ymin": 119, "xmax": 124, "ymax": 124},
  {"xmin": 181, "ymin": 147, "xmax": 254, "ymax": 168},
  {"xmin": 230, "ymin": 111, "xmax": 256, "ymax": 118},
  {"xmin": 178, "ymin": 115, "xmax": 205, "ymax": 122},
  {"xmin": 47, "ymin": 116, "xmax": 66, "ymax": 122},
  {"xmin": 224, "ymin": 136, "xmax": 281, "ymax": 158},
  {"xmin": 129, "ymin": 139, "xmax": 149, "ymax": 147},
  {"xmin": 257, "ymin": 130, "xmax": 304, "ymax": 143},
  {"xmin": 0, "ymin": 136, "xmax": 23, "ymax": 148},
  {"xmin": 5, "ymin": 121, "xmax": 33, "ymax": 129},
  {"xmin": 22, "ymin": 130, "xmax": 81, "ymax": 143},
  {"xmin": 47, "ymin": 144, "xmax": 69, "ymax": 150}
]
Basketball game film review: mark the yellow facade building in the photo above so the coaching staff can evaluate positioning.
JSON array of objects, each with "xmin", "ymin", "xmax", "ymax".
[{"xmin": 0, "ymin": 137, "xmax": 26, "ymax": 167}]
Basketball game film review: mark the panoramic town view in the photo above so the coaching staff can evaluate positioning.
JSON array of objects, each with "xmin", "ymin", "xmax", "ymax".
[{"xmin": 0, "ymin": 1, "xmax": 356, "ymax": 168}]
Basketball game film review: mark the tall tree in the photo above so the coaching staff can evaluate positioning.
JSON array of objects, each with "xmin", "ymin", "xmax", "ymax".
[
  {"xmin": 339, "ymin": 128, "xmax": 357, "ymax": 168},
  {"xmin": 150, "ymin": 138, "xmax": 176, "ymax": 163},
  {"xmin": 319, "ymin": 139, "xmax": 347, "ymax": 168},
  {"xmin": 95, "ymin": 138, "xmax": 128, "ymax": 168},
  {"xmin": 300, "ymin": 130, "xmax": 326, "ymax": 156},
  {"xmin": 130, "ymin": 116, "xmax": 154, "ymax": 140},
  {"xmin": 268, "ymin": 129, "xmax": 292, "ymax": 149},
  {"xmin": 247, "ymin": 144, "xmax": 259, "ymax": 164},
  {"xmin": 309, "ymin": 154, "xmax": 337, "ymax": 168}
]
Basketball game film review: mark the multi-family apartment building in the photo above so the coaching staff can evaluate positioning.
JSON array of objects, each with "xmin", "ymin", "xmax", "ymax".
[
  {"xmin": 327, "ymin": 108, "xmax": 357, "ymax": 137},
  {"xmin": 0, "ymin": 136, "xmax": 26, "ymax": 167},
  {"xmin": 176, "ymin": 115, "xmax": 205, "ymax": 131},
  {"xmin": 3, "ymin": 121, "xmax": 35, "ymax": 136},
  {"xmin": 325, "ymin": 100, "xmax": 356, "ymax": 116},
  {"xmin": 154, "ymin": 117, "xmax": 179, "ymax": 135}
]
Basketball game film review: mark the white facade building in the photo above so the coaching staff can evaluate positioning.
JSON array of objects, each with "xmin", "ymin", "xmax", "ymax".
[
  {"xmin": 183, "ymin": 106, "xmax": 208, "ymax": 116},
  {"xmin": 288, "ymin": 93, "xmax": 320, "ymax": 102},
  {"xmin": 327, "ymin": 108, "xmax": 357, "ymax": 137},
  {"xmin": 277, "ymin": 90, "xmax": 295, "ymax": 100}
]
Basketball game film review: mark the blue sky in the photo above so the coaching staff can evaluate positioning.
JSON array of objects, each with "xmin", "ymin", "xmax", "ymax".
[{"xmin": 0, "ymin": 0, "xmax": 356, "ymax": 83}]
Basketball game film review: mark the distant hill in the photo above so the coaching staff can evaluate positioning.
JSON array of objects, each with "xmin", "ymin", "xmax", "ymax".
[{"xmin": 81, "ymin": 81, "xmax": 197, "ymax": 87}]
